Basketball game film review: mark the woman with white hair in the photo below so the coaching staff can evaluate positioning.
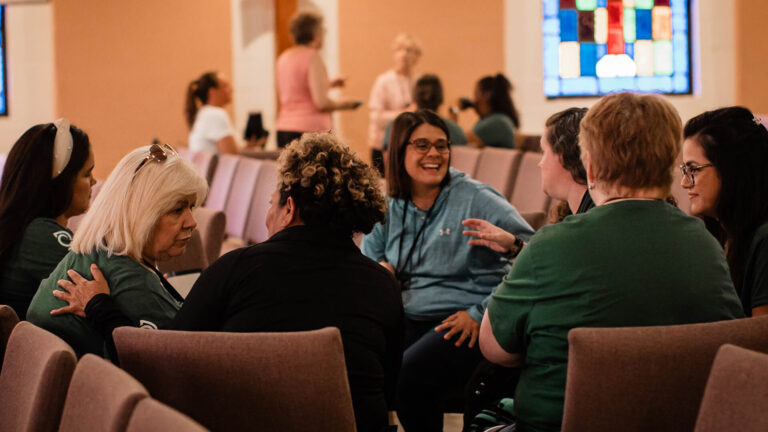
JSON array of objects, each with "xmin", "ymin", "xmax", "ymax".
[
  {"xmin": 27, "ymin": 143, "xmax": 208, "ymax": 358},
  {"xmin": 368, "ymin": 33, "xmax": 422, "ymax": 174}
]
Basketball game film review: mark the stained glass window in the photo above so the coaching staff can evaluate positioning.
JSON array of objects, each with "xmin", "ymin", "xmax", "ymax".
[
  {"xmin": 542, "ymin": 0, "xmax": 691, "ymax": 98},
  {"xmin": 0, "ymin": 6, "xmax": 6, "ymax": 116}
]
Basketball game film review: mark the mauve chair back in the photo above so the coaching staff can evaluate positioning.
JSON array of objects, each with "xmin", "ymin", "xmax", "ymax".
[
  {"xmin": 694, "ymin": 344, "xmax": 768, "ymax": 432},
  {"xmin": 58, "ymin": 354, "xmax": 149, "ymax": 432},
  {"xmin": 0, "ymin": 305, "xmax": 19, "ymax": 372},
  {"xmin": 114, "ymin": 326, "xmax": 356, "ymax": 432},
  {"xmin": 0, "ymin": 322, "xmax": 76, "ymax": 432},
  {"xmin": 205, "ymin": 155, "xmax": 240, "ymax": 211},
  {"xmin": 474, "ymin": 148, "xmax": 522, "ymax": 200},
  {"xmin": 563, "ymin": 316, "xmax": 768, "ymax": 432},
  {"xmin": 126, "ymin": 398, "xmax": 209, "ymax": 432},
  {"xmin": 450, "ymin": 146, "xmax": 482, "ymax": 177},
  {"xmin": 509, "ymin": 151, "xmax": 550, "ymax": 213},
  {"xmin": 244, "ymin": 159, "xmax": 278, "ymax": 244},
  {"xmin": 192, "ymin": 151, "xmax": 218, "ymax": 184},
  {"xmin": 224, "ymin": 157, "xmax": 262, "ymax": 239}
]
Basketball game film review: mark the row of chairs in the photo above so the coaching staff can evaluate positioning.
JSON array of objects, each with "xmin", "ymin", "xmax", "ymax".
[
  {"xmin": 0, "ymin": 307, "xmax": 207, "ymax": 431},
  {"xmin": 0, "ymin": 305, "xmax": 357, "ymax": 432},
  {"xmin": 5, "ymin": 303, "xmax": 768, "ymax": 431},
  {"xmin": 177, "ymin": 149, "xmax": 277, "ymax": 254}
]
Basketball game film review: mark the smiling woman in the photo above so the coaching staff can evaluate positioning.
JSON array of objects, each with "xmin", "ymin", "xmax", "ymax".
[
  {"xmin": 362, "ymin": 109, "xmax": 533, "ymax": 431},
  {"xmin": 26, "ymin": 143, "xmax": 208, "ymax": 358},
  {"xmin": 682, "ymin": 106, "xmax": 768, "ymax": 317}
]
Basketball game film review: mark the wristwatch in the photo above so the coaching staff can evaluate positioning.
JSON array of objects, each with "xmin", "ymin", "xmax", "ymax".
[{"xmin": 506, "ymin": 236, "xmax": 525, "ymax": 259}]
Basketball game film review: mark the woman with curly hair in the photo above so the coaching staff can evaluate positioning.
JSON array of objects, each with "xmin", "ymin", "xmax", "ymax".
[{"xmin": 50, "ymin": 133, "xmax": 403, "ymax": 432}]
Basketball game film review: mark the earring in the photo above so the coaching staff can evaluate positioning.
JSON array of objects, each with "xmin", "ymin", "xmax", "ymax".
[{"xmin": 588, "ymin": 182, "xmax": 595, "ymax": 190}]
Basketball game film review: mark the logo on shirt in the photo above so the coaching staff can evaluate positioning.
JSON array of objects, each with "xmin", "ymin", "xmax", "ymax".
[
  {"xmin": 52, "ymin": 230, "xmax": 73, "ymax": 248},
  {"xmin": 139, "ymin": 320, "xmax": 159, "ymax": 330},
  {"xmin": 439, "ymin": 228, "xmax": 452, "ymax": 236}
]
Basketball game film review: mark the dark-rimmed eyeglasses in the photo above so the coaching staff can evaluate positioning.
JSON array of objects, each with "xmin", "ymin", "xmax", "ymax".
[
  {"xmin": 679, "ymin": 163, "xmax": 714, "ymax": 186},
  {"xmin": 408, "ymin": 138, "xmax": 451, "ymax": 154}
]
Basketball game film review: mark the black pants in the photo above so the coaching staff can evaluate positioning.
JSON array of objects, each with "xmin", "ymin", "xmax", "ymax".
[
  {"xmin": 396, "ymin": 318, "xmax": 483, "ymax": 432},
  {"xmin": 371, "ymin": 148, "xmax": 385, "ymax": 176},
  {"xmin": 277, "ymin": 130, "xmax": 303, "ymax": 148}
]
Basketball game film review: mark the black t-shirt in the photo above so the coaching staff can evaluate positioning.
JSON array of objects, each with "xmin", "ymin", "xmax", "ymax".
[{"xmin": 173, "ymin": 225, "xmax": 404, "ymax": 432}]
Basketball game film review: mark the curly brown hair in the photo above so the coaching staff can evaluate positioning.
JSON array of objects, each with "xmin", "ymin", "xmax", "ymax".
[{"xmin": 277, "ymin": 133, "xmax": 387, "ymax": 236}]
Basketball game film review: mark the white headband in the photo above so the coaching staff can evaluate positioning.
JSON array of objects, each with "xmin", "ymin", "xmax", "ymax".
[{"xmin": 52, "ymin": 118, "xmax": 74, "ymax": 178}]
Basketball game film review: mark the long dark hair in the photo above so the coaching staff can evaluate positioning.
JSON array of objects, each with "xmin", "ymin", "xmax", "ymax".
[
  {"xmin": 184, "ymin": 71, "xmax": 220, "ymax": 128},
  {"xmin": 386, "ymin": 110, "xmax": 451, "ymax": 200},
  {"xmin": 478, "ymin": 74, "xmax": 520, "ymax": 128},
  {"xmin": 683, "ymin": 107, "xmax": 768, "ymax": 293},
  {"xmin": 0, "ymin": 123, "xmax": 91, "ymax": 264}
]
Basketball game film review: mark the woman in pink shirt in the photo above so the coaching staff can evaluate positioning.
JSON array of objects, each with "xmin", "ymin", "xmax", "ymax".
[
  {"xmin": 276, "ymin": 11, "xmax": 360, "ymax": 148},
  {"xmin": 368, "ymin": 34, "xmax": 422, "ymax": 174}
]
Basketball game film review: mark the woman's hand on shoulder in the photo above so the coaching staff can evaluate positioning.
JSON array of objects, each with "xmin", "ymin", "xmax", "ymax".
[
  {"xmin": 50, "ymin": 264, "xmax": 110, "ymax": 318},
  {"xmin": 435, "ymin": 310, "xmax": 480, "ymax": 348},
  {"xmin": 462, "ymin": 218, "xmax": 516, "ymax": 253}
]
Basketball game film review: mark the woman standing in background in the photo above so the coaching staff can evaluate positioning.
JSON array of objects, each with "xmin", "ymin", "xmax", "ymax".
[
  {"xmin": 275, "ymin": 10, "xmax": 360, "ymax": 148},
  {"xmin": 368, "ymin": 33, "xmax": 422, "ymax": 174}
]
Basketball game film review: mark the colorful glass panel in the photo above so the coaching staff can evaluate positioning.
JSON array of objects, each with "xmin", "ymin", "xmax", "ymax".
[
  {"xmin": 578, "ymin": 11, "xmax": 595, "ymax": 41},
  {"xmin": 652, "ymin": 6, "xmax": 672, "ymax": 40},
  {"xmin": 542, "ymin": 0, "xmax": 691, "ymax": 97}
]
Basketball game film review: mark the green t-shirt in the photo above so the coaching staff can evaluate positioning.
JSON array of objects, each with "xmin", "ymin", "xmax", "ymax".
[
  {"xmin": 27, "ymin": 249, "xmax": 182, "ymax": 358},
  {"xmin": 488, "ymin": 200, "xmax": 744, "ymax": 432},
  {"xmin": 741, "ymin": 220, "xmax": 768, "ymax": 315},
  {"xmin": 473, "ymin": 113, "xmax": 516, "ymax": 149},
  {"xmin": 0, "ymin": 218, "xmax": 72, "ymax": 320}
]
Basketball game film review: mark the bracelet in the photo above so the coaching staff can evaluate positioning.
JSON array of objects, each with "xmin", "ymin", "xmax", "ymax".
[{"xmin": 506, "ymin": 236, "xmax": 525, "ymax": 259}]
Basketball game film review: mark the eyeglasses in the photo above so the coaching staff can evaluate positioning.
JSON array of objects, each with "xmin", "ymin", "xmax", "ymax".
[
  {"xmin": 679, "ymin": 163, "xmax": 714, "ymax": 186},
  {"xmin": 134, "ymin": 142, "xmax": 177, "ymax": 174},
  {"xmin": 408, "ymin": 138, "xmax": 451, "ymax": 154}
]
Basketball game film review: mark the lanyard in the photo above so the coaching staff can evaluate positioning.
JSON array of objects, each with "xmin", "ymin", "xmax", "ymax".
[{"xmin": 396, "ymin": 200, "xmax": 435, "ymax": 286}]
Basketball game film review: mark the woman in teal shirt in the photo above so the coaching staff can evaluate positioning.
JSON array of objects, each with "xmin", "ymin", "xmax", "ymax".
[
  {"xmin": 450, "ymin": 74, "xmax": 520, "ymax": 149},
  {"xmin": 0, "ymin": 120, "xmax": 96, "ymax": 319},
  {"xmin": 362, "ymin": 109, "xmax": 533, "ymax": 431}
]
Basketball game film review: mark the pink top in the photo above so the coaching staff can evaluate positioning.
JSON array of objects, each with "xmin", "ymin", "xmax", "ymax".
[
  {"xmin": 368, "ymin": 69, "xmax": 413, "ymax": 149},
  {"xmin": 275, "ymin": 48, "xmax": 332, "ymax": 132}
]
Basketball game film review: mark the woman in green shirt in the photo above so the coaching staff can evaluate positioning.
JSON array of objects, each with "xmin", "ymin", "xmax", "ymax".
[
  {"xmin": 479, "ymin": 93, "xmax": 744, "ymax": 432},
  {"xmin": 0, "ymin": 120, "xmax": 96, "ymax": 319},
  {"xmin": 27, "ymin": 143, "xmax": 208, "ymax": 358}
]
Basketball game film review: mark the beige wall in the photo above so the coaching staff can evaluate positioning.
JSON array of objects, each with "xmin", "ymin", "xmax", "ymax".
[
  {"xmin": 735, "ymin": 0, "xmax": 768, "ymax": 114},
  {"xmin": 0, "ymin": 4, "xmax": 55, "ymax": 153},
  {"xmin": 337, "ymin": 0, "xmax": 505, "ymax": 160},
  {"xmin": 53, "ymin": 0, "xmax": 233, "ymax": 179},
  {"xmin": 4, "ymin": 2, "xmax": 767, "ymax": 175}
]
